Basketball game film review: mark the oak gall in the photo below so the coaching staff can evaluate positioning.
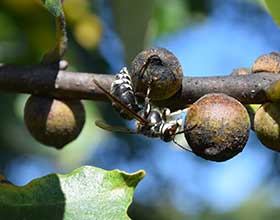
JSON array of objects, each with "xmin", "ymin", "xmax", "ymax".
[
  {"xmin": 184, "ymin": 93, "xmax": 250, "ymax": 162},
  {"xmin": 24, "ymin": 95, "xmax": 85, "ymax": 149}
]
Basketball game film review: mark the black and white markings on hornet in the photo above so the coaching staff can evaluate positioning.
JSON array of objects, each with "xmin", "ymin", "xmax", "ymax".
[
  {"xmin": 110, "ymin": 67, "xmax": 141, "ymax": 120},
  {"xmin": 92, "ymin": 76, "xmax": 195, "ymax": 152}
]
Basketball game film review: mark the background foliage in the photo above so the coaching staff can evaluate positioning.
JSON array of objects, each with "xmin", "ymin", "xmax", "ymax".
[{"xmin": 1, "ymin": 0, "xmax": 280, "ymax": 219}]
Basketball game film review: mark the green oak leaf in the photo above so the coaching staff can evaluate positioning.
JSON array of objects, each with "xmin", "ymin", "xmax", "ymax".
[
  {"xmin": 41, "ymin": 0, "xmax": 63, "ymax": 17},
  {"xmin": 265, "ymin": 0, "xmax": 280, "ymax": 27},
  {"xmin": 0, "ymin": 166, "xmax": 145, "ymax": 220}
]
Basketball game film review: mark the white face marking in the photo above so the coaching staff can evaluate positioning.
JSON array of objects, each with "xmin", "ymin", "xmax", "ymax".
[{"xmin": 161, "ymin": 122, "xmax": 174, "ymax": 134}]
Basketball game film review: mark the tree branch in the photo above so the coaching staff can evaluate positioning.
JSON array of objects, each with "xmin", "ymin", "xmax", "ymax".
[{"xmin": 0, "ymin": 64, "xmax": 279, "ymax": 109}]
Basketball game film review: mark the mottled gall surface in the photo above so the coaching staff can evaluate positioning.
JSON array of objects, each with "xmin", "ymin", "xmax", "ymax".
[
  {"xmin": 252, "ymin": 52, "xmax": 280, "ymax": 73},
  {"xmin": 184, "ymin": 93, "xmax": 250, "ymax": 162},
  {"xmin": 130, "ymin": 47, "xmax": 183, "ymax": 100},
  {"xmin": 24, "ymin": 95, "xmax": 85, "ymax": 149}
]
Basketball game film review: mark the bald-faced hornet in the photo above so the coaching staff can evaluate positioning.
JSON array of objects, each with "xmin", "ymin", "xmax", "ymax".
[
  {"xmin": 110, "ymin": 67, "xmax": 141, "ymax": 120},
  {"xmin": 93, "ymin": 78, "xmax": 194, "ymax": 151}
]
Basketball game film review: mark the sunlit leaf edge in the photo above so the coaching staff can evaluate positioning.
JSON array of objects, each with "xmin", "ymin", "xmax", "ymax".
[{"xmin": 41, "ymin": 0, "xmax": 63, "ymax": 17}]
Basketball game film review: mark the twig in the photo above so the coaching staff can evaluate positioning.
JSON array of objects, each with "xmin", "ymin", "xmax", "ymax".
[{"xmin": 0, "ymin": 64, "xmax": 279, "ymax": 109}]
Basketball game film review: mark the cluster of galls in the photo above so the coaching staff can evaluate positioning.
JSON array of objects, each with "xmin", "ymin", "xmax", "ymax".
[
  {"xmin": 229, "ymin": 53, "xmax": 280, "ymax": 153},
  {"xmin": 186, "ymin": 52, "xmax": 280, "ymax": 161},
  {"xmin": 127, "ymin": 49, "xmax": 280, "ymax": 162},
  {"xmin": 23, "ymin": 48, "xmax": 280, "ymax": 161},
  {"xmin": 106, "ymin": 48, "xmax": 250, "ymax": 162},
  {"xmin": 236, "ymin": 52, "xmax": 280, "ymax": 153}
]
